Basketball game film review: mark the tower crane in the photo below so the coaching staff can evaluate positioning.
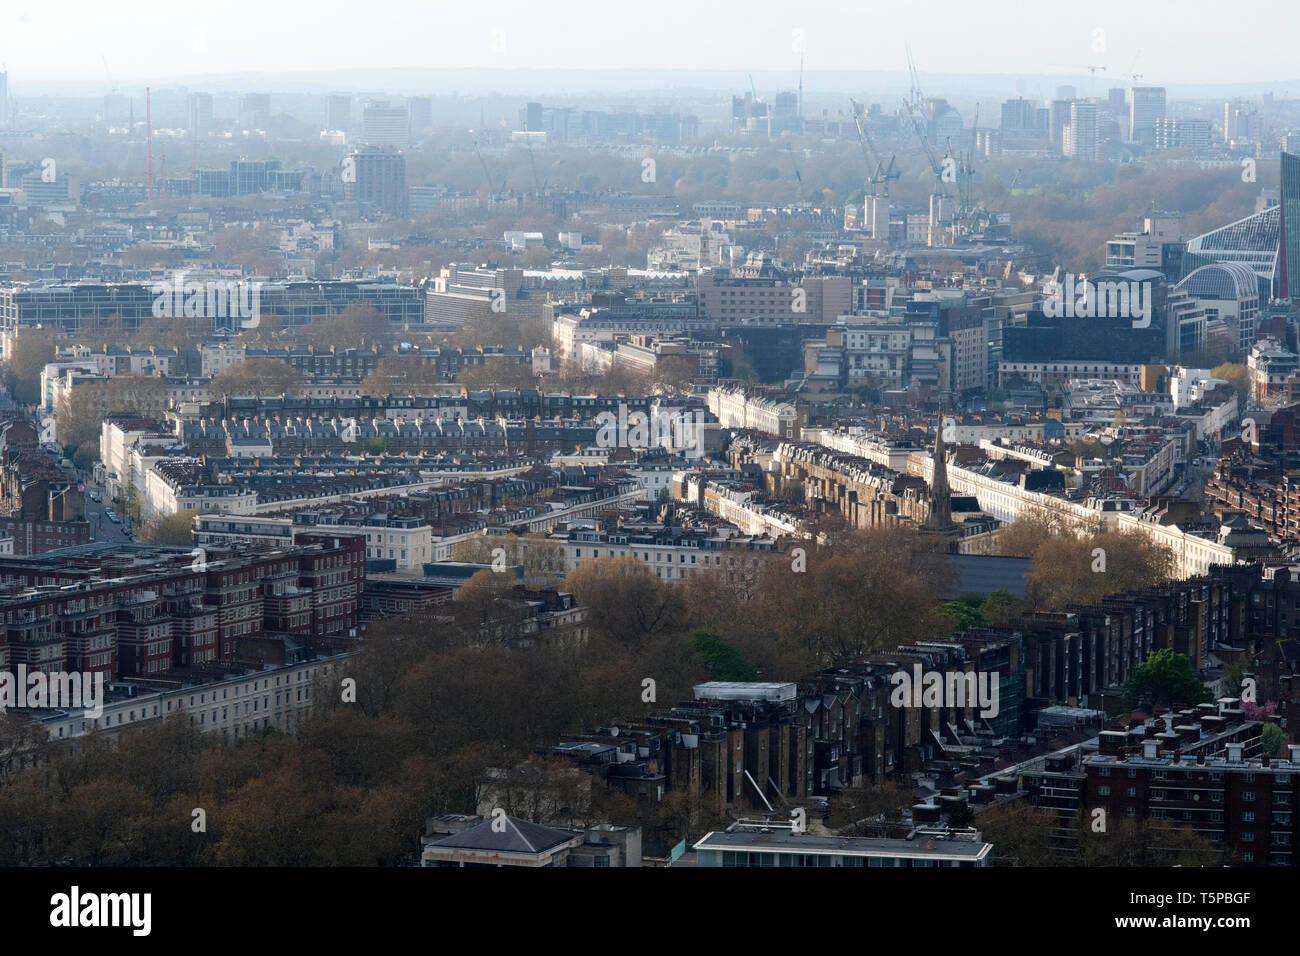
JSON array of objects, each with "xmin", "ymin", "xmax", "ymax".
[
  {"xmin": 1048, "ymin": 63, "xmax": 1107, "ymax": 96},
  {"xmin": 786, "ymin": 143, "xmax": 804, "ymax": 201},
  {"xmin": 472, "ymin": 139, "xmax": 499, "ymax": 200},
  {"xmin": 849, "ymin": 97, "xmax": 898, "ymax": 196}
]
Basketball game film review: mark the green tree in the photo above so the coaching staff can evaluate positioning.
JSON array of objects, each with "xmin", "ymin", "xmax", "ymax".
[
  {"xmin": 1261, "ymin": 722, "xmax": 1286, "ymax": 758},
  {"xmin": 691, "ymin": 631, "xmax": 758, "ymax": 681},
  {"xmin": 942, "ymin": 596, "xmax": 987, "ymax": 632},
  {"xmin": 1124, "ymin": 648, "xmax": 1211, "ymax": 709}
]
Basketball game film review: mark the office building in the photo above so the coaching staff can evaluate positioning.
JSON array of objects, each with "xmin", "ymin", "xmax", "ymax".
[
  {"xmin": 362, "ymin": 101, "xmax": 410, "ymax": 148},
  {"xmin": 345, "ymin": 147, "xmax": 407, "ymax": 217},
  {"xmin": 408, "ymin": 96, "xmax": 433, "ymax": 131},
  {"xmin": 1000, "ymin": 97, "xmax": 1037, "ymax": 131},
  {"xmin": 1063, "ymin": 101, "xmax": 1098, "ymax": 160},
  {"xmin": 326, "ymin": 93, "xmax": 351, "ymax": 131},
  {"xmin": 1154, "ymin": 117, "xmax": 1211, "ymax": 149},
  {"xmin": 1129, "ymin": 87, "xmax": 1166, "ymax": 145},
  {"xmin": 1184, "ymin": 153, "xmax": 1300, "ymax": 299},
  {"xmin": 1281, "ymin": 150, "xmax": 1300, "ymax": 299},
  {"xmin": 187, "ymin": 92, "xmax": 213, "ymax": 133},
  {"xmin": 239, "ymin": 93, "xmax": 270, "ymax": 128}
]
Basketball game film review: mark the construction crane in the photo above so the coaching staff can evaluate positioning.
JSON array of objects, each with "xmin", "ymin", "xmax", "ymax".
[
  {"xmin": 1123, "ymin": 50, "xmax": 1143, "ymax": 85},
  {"xmin": 785, "ymin": 143, "xmax": 804, "ymax": 200},
  {"xmin": 903, "ymin": 97, "xmax": 953, "ymax": 244},
  {"xmin": 903, "ymin": 99, "xmax": 944, "ymax": 184},
  {"xmin": 953, "ymin": 102, "xmax": 984, "ymax": 233},
  {"xmin": 522, "ymin": 122, "xmax": 543, "ymax": 194},
  {"xmin": 1049, "ymin": 63, "xmax": 1107, "ymax": 96},
  {"xmin": 905, "ymin": 43, "xmax": 924, "ymax": 110},
  {"xmin": 849, "ymin": 97, "xmax": 898, "ymax": 196},
  {"xmin": 472, "ymin": 139, "xmax": 498, "ymax": 199}
]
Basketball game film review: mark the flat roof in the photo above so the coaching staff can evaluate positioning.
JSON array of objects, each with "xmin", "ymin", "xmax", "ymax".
[{"xmin": 693, "ymin": 828, "xmax": 991, "ymax": 861}]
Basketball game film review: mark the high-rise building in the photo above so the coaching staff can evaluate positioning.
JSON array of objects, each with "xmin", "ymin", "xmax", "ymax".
[
  {"xmin": 863, "ymin": 196, "xmax": 890, "ymax": 240},
  {"xmin": 239, "ymin": 93, "xmax": 271, "ymax": 128},
  {"xmin": 1054, "ymin": 85, "xmax": 1077, "ymax": 101},
  {"xmin": 1183, "ymin": 154, "xmax": 1300, "ymax": 299},
  {"xmin": 1129, "ymin": 87, "xmax": 1166, "ymax": 144},
  {"xmin": 1154, "ymin": 117, "xmax": 1211, "ymax": 150},
  {"xmin": 1224, "ymin": 100, "xmax": 1261, "ymax": 144},
  {"xmin": 1107, "ymin": 88, "xmax": 1127, "ymax": 115},
  {"xmin": 1063, "ymin": 101, "xmax": 1098, "ymax": 160},
  {"xmin": 525, "ymin": 102, "xmax": 543, "ymax": 132},
  {"xmin": 408, "ymin": 96, "xmax": 433, "ymax": 132},
  {"xmin": 327, "ymin": 93, "xmax": 351, "ymax": 131},
  {"xmin": 187, "ymin": 92, "xmax": 213, "ymax": 133},
  {"xmin": 362, "ymin": 101, "xmax": 410, "ymax": 147},
  {"xmin": 1280, "ymin": 151, "xmax": 1300, "ymax": 299},
  {"xmin": 0, "ymin": 71, "xmax": 8, "ymax": 128},
  {"xmin": 1049, "ymin": 99, "xmax": 1071, "ymax": 145},
  {"xmin": 346, "ymin": 147, "xmax": 407, "ymax": 217},
  {"xmin": 1000, "ymin": 97, "xmax": 1036, "ymax": 131}
]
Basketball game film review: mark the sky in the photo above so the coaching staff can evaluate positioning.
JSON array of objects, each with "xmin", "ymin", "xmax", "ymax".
[{"xmin": 0, "ymin": 0, "xmax": 1295, "ymax": 91}]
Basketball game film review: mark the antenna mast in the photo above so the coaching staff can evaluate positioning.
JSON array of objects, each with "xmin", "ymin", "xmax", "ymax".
[{"xmin": 146, "ymin": 86, "xmax": 153, "ymax": 198}]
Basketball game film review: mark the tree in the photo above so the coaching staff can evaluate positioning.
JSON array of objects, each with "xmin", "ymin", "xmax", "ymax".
[
  {"xmin": 56, "ymin": 375, "xmax": 169, "ymax": 449},
  {"xmin": 303, "ymin": 303, "xmax": 390, "ymax": 350},
  {"xmin": 1124, "ymin": 648, "xmax": 1212, "ymax": 709},
  {"xmin": 1211, "ymin": 362, "xmax": 1251, "ymax": 405},
  {"xmin": 976, "ymin": 800, "xmax": 1060, "ymax": 866},
  {"xmin": 141, "ymin": 509, "xmax": 198, "ymax": 546},
  {"xmin": 209, "ymin": 358, "xmax": 302, "ymax": 400},
  {"xmin": 1261, "ymin": 722, "xmax": 1286, "ymax": 758},
  {"xmin": 455, "ymin": 357, "xmax": 538, "ymax": 391},
  {"xmin": 564, "ymin": 555, "xmax": 687, "ymax": 646},
  {"xmin": 361, "ymin": 356, "xmax": 444, "ymax": 396},
  {"xmin": 1026, "ymin": 530, "xmax": 1175, "ymax": 609},
  {"xmin": 691, "ymin": 631, "xmax": 758, "ymax": 681},
  {"xmin": 650, "ymin": 356, "xmax": 696, "ymax": 395},
  {"xmin": 828, "ymin": 780, "xmax": 914, "ymax": 836},
  {"xmin": 942, "ymin": 596, "xmax": 987, "ymax": 632},
  {"xmin": 1, "ymin": 327, "xmax": 57, "ymax": 404},
  {"xmin": 521, "ymin": 534, "xmax": 565, "ymax": 588}
]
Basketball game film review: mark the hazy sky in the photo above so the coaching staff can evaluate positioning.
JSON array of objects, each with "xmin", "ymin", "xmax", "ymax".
[{"xmin": 1, "ymin": 0, "xmax": 1294, "ymax": 89}]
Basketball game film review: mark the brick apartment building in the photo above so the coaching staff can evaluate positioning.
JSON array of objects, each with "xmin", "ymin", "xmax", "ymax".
[
  {"xmin": 0, "ymin": 536, "xmax": 365, "ymax": 682},
  {"xmin": 1014, "ymin": 704, "xmax": 1298, "ymax": 866}
]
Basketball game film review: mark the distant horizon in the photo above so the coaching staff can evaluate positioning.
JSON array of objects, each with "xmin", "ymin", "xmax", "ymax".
[
  {"xmin": 6, "ymin": 67, "xmax": 1299, "ymax": 103},
  {"xmin": 3, "ymin": 0, "xmax": 1299, "ymax": 95}
]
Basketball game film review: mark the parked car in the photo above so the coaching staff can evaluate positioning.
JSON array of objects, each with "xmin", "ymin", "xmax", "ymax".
[{"xmin": 89, "ymin": 491, "xmax": 101, "ymax": 502}]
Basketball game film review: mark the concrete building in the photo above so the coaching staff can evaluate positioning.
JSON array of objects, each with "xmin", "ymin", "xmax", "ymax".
[{"xmin": 1130, "ymin": 87, "xmax": 1167, "ymax": 145}]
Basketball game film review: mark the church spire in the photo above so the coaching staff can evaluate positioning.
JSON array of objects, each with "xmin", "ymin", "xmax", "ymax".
[{"xmin": 924, "ymin": 412, "xmax": 952, "ymax": 533}]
